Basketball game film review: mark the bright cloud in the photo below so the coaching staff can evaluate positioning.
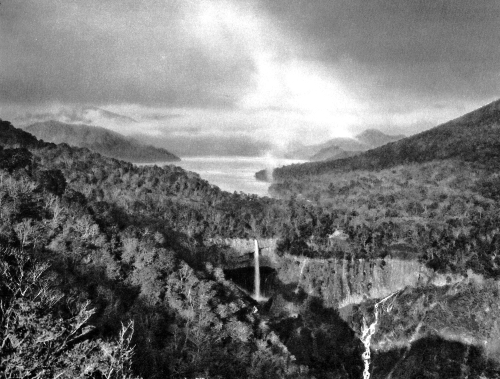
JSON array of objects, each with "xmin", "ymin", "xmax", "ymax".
[{"xmin": 1, "ymin": 0, "xmax": 499, "ymax": 155}]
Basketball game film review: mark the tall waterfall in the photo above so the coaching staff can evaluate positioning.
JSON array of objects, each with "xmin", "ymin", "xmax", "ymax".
[{"xmin": 254, "ymin": 239, "xmax": 261, "ymax": 300}]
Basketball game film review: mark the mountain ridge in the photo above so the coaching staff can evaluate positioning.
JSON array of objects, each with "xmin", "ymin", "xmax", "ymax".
[
  {"xmin": 13, "ymin": 106, "xmax": 138, "ymax": 126},
  {"xmin": 285, "ymin": 128, "xmax": 405, "ymax": 161},
  {"xmin": 23, "ymin": 120, "xmax": 180, "ymax": 163},
  {"xmin": 272, "ymin": 98, "xmax": 500, "ymax": 179}
]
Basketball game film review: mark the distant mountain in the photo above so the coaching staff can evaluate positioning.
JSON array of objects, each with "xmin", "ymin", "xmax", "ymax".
[
  {"xmin": 285, "ymin": 138, "xmax": 367, "ymax": 160},
  {"xmin": 309, "ymin": 147, "xmax": 360, "ymax": 162},
  {"xmin": 272, "ymin": 98, "xmax": 500, "ymax": 179},
  {"xmin": 286, "ymin": 129, "xmax": 405, "ymax": 161},
  {"xmin": 13, "ymin": 106, "xmax": 137, "ymax": 126},
  {"xmin": 23, "ymin": 121, "xmax": 180, "ymax": 163},
  {"xmin": 78, "ymin": 106, "xmax": 138, "ymax": 124},
  {"xmin": 355, "ymin": 129, "xmax": 406, "ymax": 147},
  {"xmin": 132, "ymin": 132, "xmax": 274, "ymax": 157}
]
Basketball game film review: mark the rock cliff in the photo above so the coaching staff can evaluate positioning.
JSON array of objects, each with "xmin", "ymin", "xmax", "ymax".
[
  {"xmin": 277, "ymin": 256, "xmax": 464, "ymax": 308},
  {"xmin": 211, "ymin": 238, "xmax": 464, "ymax": 308},
  {"xmin": 208, "ymin": 237, "xmax": 279, "ymax": 270},
  {"xmin": 212, "ymin": 238, "xmax": 500, "ymax": 377}
]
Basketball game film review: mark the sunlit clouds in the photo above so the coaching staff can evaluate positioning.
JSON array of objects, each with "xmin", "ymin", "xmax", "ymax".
[
  {"xmin": 1, "ymin": 0, "xmax": 499, "ymax": 154},
  {"xmin": 240, "ymin": 55, "xmax": 358, "ymax": 132},
  {"xmin": 184, "ymin": 0, "xmax": 360, "ymax": 143}
]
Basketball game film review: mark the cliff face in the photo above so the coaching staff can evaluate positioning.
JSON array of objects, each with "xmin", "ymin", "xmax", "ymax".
[
  {"xmin": 277, "ymin": 256, "xmax": 465, "ymax": 308},
  {"xmin": 209, "ymin": 237, "xmax": 279, "ymax": 270},
  {"xmin": 212, "ymin": 238, "xmax": 463, "ymax": 308},
  {"xmin": 214, "ymin": 239, "xmax": 500, "ymax": 377}
]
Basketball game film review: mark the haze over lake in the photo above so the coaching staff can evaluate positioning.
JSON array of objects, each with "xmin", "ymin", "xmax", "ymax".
[{"xmin": 147, "ymin": 156, "xmax": 305, "ymax": 196}]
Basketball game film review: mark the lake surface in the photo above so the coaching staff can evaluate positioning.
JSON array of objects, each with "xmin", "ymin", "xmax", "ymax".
[{"xmin": 146, "ymin": 156, "xmax": 305, "ymax": 197}]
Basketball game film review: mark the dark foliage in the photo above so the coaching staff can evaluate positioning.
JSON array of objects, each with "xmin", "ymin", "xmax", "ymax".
[{"xmin": 0, "ymin": 119, "xmax": 310, "ymax": 378}]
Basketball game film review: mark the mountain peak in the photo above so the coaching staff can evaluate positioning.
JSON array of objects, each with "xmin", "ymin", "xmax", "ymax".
[
  {"xmin": 81, "ymin": 106, "xmax": 138, "ymax": 123},
  {"xmin": 355, "ymin": 128, "xmax": 405, "ymax": 147},
  {"xmin": 355, "ymin": 128, "xmax": 386, "ymax": 138}
]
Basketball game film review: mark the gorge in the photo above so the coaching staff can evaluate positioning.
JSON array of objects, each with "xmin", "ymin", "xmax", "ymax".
[
  {"xmin": 210, "ymin": 236, "xmax": 500, "ymax": 378},
  {"xmin": 3, "ymin": 1, "xmax": 500, "ymax": 377}
]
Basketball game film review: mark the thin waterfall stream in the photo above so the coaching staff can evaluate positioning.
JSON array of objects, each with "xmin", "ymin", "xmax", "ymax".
[
  {"xmin": 360, "ymin": 290, "xmax": 400, "ymax": 379},
  {"xmin": 254, "ymin": 239, "xmax": 261, "ymax": 301},
  {"xmin": 295, "ymin": 258, "xmax": 309, "ymax": 293}
]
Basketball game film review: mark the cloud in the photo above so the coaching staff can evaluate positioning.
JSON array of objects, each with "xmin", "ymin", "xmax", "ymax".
[
  {"xmin": 1, "ymin": 0, "xmax": 499, "ymax": 151},
  {"xmin": 260, "ymin": 0, "xmax": 500, "ymax": 103},
  {"xmin": 0, "ymin": 0, "xmax": 255, "ymax": 107}
]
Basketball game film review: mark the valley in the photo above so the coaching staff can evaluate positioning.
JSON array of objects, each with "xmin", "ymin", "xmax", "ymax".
[
  {"xmin": 3, "ymin": 1, "xmax": 500, "ymax": 378},
  {"xmin": 1, "ymin": 99, "xmax": 500, "ymax": 378}
]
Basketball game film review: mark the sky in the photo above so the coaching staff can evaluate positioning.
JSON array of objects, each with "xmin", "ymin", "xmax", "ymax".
[{"xmin": 1, "ymin": 0, "xmax": 499, "ymax": 155}]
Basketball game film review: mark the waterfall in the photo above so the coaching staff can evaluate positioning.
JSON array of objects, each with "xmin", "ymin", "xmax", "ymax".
[
  {"xmin": 295, "ymin": 258, "xmax": 309, "ymax": 293},
  {"xmin": 254, "ymin": 239, "xmax": 261, "ymax": 300},
  {"xmin": 360, "ymin": 290, "xmax": 400, "ymax": 379}
]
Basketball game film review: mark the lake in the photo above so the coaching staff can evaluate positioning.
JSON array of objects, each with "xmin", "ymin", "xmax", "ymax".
[{"xmin": 144, "ymin": 156, "xmax": 305, "ymax": 197}]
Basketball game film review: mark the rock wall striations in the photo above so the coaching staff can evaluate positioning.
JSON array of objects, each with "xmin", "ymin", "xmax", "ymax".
[
  {"xmin": 212, "ymin": 238, "xmax": 465, "ymax": 308},
  {"xmin": 277, "ymin": 256, "xmax": 440, "ymax": 308}
]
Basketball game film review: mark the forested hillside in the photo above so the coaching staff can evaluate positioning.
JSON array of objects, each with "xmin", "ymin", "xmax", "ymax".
[
  {"xmin": 265, "ymin": 100, "xmax": 500, "ymax": 277},
  {"xmin": 262, "ymin": 100, "xmax": 500, "ymax": 377},
  {"xmin": 272, "ymin": 99, "xmax": 500, "ymax": 179},
  {"xmin": 23, "ymin": 120, "xmax": 180, "ymax": 163},
  {"xmin": 0, "ymin": 119, "xmax": 314, "ymax": 378}
]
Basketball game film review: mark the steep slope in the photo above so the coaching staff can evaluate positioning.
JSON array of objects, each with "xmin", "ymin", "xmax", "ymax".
[
  {"xmin": 273, "ymin": 99, "xmax": 500, "ymax": 179},
  {"xmin": 24, "ymin": 120, "xmax": 180, "ymax": 163}
]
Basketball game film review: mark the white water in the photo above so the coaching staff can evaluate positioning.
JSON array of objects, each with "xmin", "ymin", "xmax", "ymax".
[
  {"xmin": 360, "ymin": 291, "xmax": 400, "ymax": 379},
  {"xmin": 254, "ymin": 239, "xmax": 261, "ymax": 301},
  {"xmin": 142, "ymin": 156, "xmax": 305, "ymax": 196},
  {"xmin": 295, "ymin": 258, "xmax": 309, "ymax": 293}
]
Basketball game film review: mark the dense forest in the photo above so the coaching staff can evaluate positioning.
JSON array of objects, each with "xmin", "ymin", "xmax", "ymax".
[
  {"xmin": 2, "ymin": 95, "xmax": 500, "ymax": 378},
  {"xmin": 263, "ymin": 99, "xmax": 500, "ymax": 277},
  {"xmin": 0, "ymin": 119, "xmax": 318, "ymax": 378},
  {"xmin": 1, "ymin": 119, "xmax": 367, "ymax": 378}
]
